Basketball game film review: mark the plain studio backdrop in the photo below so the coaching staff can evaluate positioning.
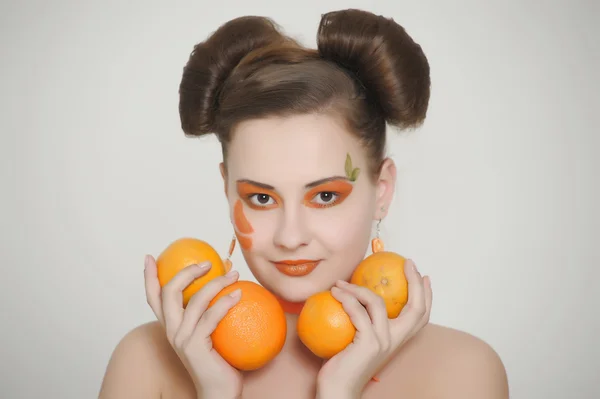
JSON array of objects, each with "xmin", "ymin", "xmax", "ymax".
[{"xmin": 1, "ymin": 0, "xmax": 598, "ymax": 398}]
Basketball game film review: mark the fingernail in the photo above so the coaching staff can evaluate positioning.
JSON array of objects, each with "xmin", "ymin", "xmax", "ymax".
[
  {"xmin": 144, "ymin": 255, "xmax": 150, "ymax": 270},
  {"xmin": 229, "ymin": 288, "xmax": 242, "ymax": 298},
  {"xmin": 226, "ymin": 270, "xmax": 238, "ymax": 278},
  {"xmin": 337, "ymin": 280, "xmax": 349, "ymax": 286},
  {"xmin": 197, "ymin": 262, "xmax": 211, "ymax": 271},
  {"xmin": 410, "ymin": 260, "xmax": 418, "ymax": 273}
]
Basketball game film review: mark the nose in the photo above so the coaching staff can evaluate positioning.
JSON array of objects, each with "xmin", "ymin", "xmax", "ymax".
[{"xmin": 273, "ymin": 206, "xmax": 310, "ymax": 251}]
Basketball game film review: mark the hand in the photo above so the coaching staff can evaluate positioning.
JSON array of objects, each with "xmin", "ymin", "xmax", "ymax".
[
  {"xmin": 144, "ymin": 255, "xmax": 243, "ymax": 399},
  {"xmin": 316, "ymin": 259, "xmax": 432, "ymax": 398}
]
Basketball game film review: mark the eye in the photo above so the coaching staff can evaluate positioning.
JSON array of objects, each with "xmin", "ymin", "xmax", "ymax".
[
  {"xmin": 312, "ymin": 192, "xmax": 339, "ymax": 205},
  {"xmin": 249, "ymin": 194, "xmax": 275, "ymax": 206}
]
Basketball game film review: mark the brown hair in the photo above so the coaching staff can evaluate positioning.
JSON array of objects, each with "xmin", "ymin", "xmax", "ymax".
[{"xmin": 178, "ymin": 9, "xmax": 430, "ymax": 180}]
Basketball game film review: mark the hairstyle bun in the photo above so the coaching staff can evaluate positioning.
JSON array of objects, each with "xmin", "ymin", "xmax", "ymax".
[
  {"xmin": 179, "ymin": 16, "xmax": 286, "ymax": 136},
  {"xmin": 317, "ymin": 9, "xmax": 431, "ymax": 129}
]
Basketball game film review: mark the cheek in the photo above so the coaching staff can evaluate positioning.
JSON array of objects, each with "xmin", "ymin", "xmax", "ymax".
[
  {"xmin": 233, "ymin": 200, "xmax": 253, "ymax": 234},
  {"xmin": 322, "ymin": 190, "xmax": 374, "ymax": 248},
  {"xmin": 310, "ymin": 197, "xmax": 374, "ymax": 271},
  {"xmin": 235, "ymin": 233, "xmax": 253, "ymax": 251},
  {"xmin": 232, "ymin": 200, "xmax": 278, "ymax": 253},
  {"xmin": 245, "ymin": 212, "xmax": 278, "ymax": 248},
  {"xmin": 320, "ymin": 209, "xmax": 372, "ymax": 251},
  {"xmin": 233, "ymin": 200, "xmax": 254, "ymax": 250}
]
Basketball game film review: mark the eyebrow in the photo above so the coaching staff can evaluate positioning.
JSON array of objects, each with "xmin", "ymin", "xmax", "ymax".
[{"xmin": 236, "ymin": 176, "xmax": 350, "ymax": 191}]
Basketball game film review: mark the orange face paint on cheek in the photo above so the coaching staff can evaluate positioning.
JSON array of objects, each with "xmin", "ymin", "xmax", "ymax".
[
  {"xmin": 303, "ymin": 180, "xmax": 354, "ymax": 208},
  {"xmin": 233, "ymin": 200, "xmax": 254, "ymax": 234},
  {"xmin": 236, "ymin": 233, "xmax": 253, "ymax": 251},
  {"xmin": 233, "ymin": 199, "xmax": 253, "ymax": 250}
]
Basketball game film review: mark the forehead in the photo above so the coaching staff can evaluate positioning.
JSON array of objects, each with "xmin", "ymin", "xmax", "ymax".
[{"xmin": 227, "ymin": 113, "xmax": 365, "ymax": 183}]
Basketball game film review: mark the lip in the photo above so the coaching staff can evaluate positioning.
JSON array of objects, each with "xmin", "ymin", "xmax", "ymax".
[{"xmin": 272, "ymin": 259, "xmax": 321, "ymax": 277}]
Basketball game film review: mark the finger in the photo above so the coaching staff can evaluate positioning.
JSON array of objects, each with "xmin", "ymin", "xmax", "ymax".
[
  {"xmin": 176, "ymin": 270, "xmax": 240, "ymax": 342},
  {"xmin": 144, "ymin": 255, "xmax": 164, "ymax": 325},
  {"xmin": 336, "ymin": 280, "xmax": 390, "ymax": 350},
  {"xmin": 331, "ymin": 286, "xmax": 374, "ymax": 337},
  {"xmin": 193, "ymin": 288, "xmax": 242, "ymax": 338},
  {"xmin": 161, "ymin": 262, "xmax": 212, "ymax": 341},
  {"xmin": 391, "ymin": 259, "xmax": 426, "ymax": 338}
]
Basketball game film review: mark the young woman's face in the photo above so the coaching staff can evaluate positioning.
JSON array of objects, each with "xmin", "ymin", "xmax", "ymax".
[{"xmin": 221, "ymin": 113, "xmax": 394, "ymax": 303}]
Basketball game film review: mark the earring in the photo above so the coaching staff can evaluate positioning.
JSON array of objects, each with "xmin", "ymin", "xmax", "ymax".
[
  {"xmin": 371, "ymin": 206, "xmax": 385, "ymax": 253},
  {"xmin": 223, "ymin": 234, "xmax": 236, "ymax": 272}
]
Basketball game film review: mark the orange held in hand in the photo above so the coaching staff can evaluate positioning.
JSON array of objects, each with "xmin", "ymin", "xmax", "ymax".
[
  {"xmin": 297, "ymin": 250, "xmax": 409, "ymax": 359},
  {"xmin": 156, "ymin": 238, "xmax": 227, "ymax": 307},
  {"xmin": 350, "ymin": 251, "xmax": 409, "ymax": 318},
  {"xmin": 297, "ymin": 291, "xmax": 356, "ymax": 359},
  {"xmin": 209, "ymin": 281, "xmax": 287, "ymax": 370}
]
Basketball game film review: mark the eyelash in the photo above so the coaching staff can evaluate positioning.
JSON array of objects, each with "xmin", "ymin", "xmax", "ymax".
[
  {"xmin": 247, "ymin": 194, "xmax": 276, "ymax": 207},
  {"xmin": 311, "ymin": 192, "xmax": 340, "ymax": 208},
  {"xmin": 246, "ymin": 192, "xmax": 340, "ymax": 208}
]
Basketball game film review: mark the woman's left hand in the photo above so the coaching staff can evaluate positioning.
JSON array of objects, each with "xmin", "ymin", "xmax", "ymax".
[{"xmin": 315, "ymin": 259, "xmax": 433, "ymax": 399}]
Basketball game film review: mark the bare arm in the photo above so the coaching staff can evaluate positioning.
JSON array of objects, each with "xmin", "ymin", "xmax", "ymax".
[{"xmin": 98, "ymin": 323, "xmax": 163, "ymax": 399}]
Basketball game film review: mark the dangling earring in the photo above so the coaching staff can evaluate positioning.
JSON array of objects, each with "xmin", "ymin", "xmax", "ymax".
[
  {"xmin": 223, "ymin": 234, "xmax": 236, "ymax": 272},
  {"xmin": 371, "ymin": 206, "xmax": 385, "ymax": 253}
]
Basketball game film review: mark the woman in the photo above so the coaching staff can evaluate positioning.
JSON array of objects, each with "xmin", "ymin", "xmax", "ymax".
[{"xmin": 99, "ymin": 9, "xmax": 509, "ymax": 399}]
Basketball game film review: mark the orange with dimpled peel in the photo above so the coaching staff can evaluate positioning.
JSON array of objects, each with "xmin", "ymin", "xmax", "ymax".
[
  {"xmin": 350, "ymin": 251, "xmax": 409, "ymax": 318},
  {"xmin": 156, "ymin": 237, "xmax": 287, "ymax": 370},
  {"xmin": 209, "ymin": 280, "xmax": 287, "ymax": 370},
  {"xmin": 156, "ymin": 237, "xmax": 227, "ymax": 307},
  {"xmin": 297, "ymin": 245, "xmax": 409, "ymax": 359},
  {"xmin": 297, "ymin": 290, "xmax": 356, "ymax": 358}
]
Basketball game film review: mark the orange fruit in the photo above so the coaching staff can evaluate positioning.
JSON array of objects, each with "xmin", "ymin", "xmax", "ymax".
[
  {"xmin": 156, "ymin": 238, "xmax": 227, "ymax": 307},
  {"xmin": 297, "ymin": 291, "xmax": 356, "ymax": 359},
  {"xmin": 209, "ymin": 280, "xmax": 287, "ymax": 370},
  {"xmin": 296, "ymin": 251, "xmax": 409, "ymax": 359},
  {"xmin": 351, "ymin": 251, "xmax": 408, "ymax": 318}
]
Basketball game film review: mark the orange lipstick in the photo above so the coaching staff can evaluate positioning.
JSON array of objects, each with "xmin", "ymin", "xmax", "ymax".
[{"xmin": 272, "ymin": 259, "xmax": 321, "ymax": 277}]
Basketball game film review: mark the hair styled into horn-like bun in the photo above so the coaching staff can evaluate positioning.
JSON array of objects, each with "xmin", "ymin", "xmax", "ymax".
[{"xmin": 178, "ymin": 9, "xmax": 430, "ymax": 178}]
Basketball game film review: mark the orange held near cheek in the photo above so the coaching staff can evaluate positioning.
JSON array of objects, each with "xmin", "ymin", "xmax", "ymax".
[{"xmin": 234, "ymin": 200, "xmax": 254, "ymax": 234}]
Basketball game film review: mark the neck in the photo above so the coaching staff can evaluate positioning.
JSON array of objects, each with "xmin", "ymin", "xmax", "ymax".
[
  {"xmin": 276, "ymin": 296, "xmax": 305, "ymax": 315},
  {"xmin": 276, "ymin": 297, "xmax": 306, "ymax": 348}
]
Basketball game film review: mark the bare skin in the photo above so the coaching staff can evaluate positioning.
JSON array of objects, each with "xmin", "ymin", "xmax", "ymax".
[
  {"xmin": 99, "ymin": 114, "xmax": 508, "ymax": 398},
  {"xmin": 99, "ymin": 316, "xmax": 508, "ymax": 399}
]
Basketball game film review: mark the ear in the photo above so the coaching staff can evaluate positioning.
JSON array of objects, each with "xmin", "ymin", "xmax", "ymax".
[
  {"xmin": 374, "ymin": 158, "xmax": 397, "ymax": 220},
  {"xmin": 219, "ymin": 162, "xmax": 229, "ymax": 198}
]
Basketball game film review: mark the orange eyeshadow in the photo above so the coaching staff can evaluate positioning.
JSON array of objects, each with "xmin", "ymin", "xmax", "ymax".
[
  {"xmin": 236, "ymin": 181, "xmax": 281, "ymax": 210},
  {"xmin": 303, "ymin": 180, "xmax": 354, "ymax": 208}
]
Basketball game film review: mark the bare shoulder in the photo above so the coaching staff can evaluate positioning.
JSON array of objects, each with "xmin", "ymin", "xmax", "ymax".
[
  {"xmin": 98, "ymin": 321, "xmax": 195, "ymax": 399},
  {"xmin": 384, "ymin": 323, "xmax": 509, "ymax": 399},
  {"xmin": 425, "ymin": 323, "xmax": 508, "ymax": 394}
]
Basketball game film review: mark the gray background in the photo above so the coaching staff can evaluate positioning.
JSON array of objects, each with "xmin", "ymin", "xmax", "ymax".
[{"xmin": 1, "ymin": 0, "xmax": 598, "ymax": 398}]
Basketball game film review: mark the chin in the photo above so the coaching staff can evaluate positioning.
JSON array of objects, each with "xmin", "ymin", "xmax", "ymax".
[
  {"xmin": 274, "ymin": 279, "xmax": 326, "ymax": 303},
  {"xmin": 250, "ymin": 261, "xmax": 348, "ymax": 303}
]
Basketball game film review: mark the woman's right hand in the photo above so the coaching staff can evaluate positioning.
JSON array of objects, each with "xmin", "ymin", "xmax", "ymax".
[{"xmin": 144, "ymin": 255, "xmax": 243, "ymax": 399}]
